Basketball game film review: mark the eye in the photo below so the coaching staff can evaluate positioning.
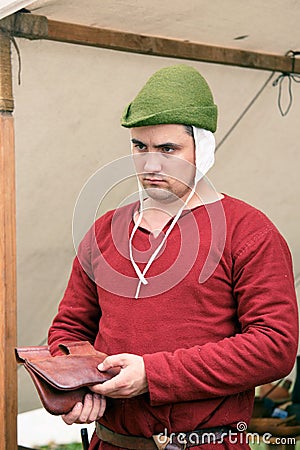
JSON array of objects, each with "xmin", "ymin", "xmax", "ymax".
[
  {"xmin": 162, "ymin": 146, "xmax": 175, "ymax": 153},
  {"xmin": 134, "ymin": 144, "xmax": 147, "ymax": 151}
]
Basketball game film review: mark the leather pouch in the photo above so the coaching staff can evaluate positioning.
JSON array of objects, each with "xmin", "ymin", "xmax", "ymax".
[{"xmin": 16, "ymin": 341, "xmax": 119, "ymax": 415}]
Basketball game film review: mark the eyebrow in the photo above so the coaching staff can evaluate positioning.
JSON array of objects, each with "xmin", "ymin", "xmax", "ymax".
[
  {"xmin": 130, "ymin": 138, "xmax": 181, "ymax": 149},
  {"xmin": 131, "ymin": 138, "xmax": 145, "ymax": 146}
]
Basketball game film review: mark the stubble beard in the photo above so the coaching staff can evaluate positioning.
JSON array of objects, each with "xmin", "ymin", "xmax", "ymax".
[{"xmin": 142, "ymin": 183, "xmax": 193, "ymax": 206}]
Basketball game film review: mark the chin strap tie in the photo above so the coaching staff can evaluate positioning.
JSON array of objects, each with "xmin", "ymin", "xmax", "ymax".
[{"xmin": 129, "ymin": 127, "xmax": 216, "ymax": 298}]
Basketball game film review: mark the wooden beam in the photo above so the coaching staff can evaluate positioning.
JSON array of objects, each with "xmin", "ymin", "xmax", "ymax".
[
  {"xmin": 0, "ymin": 32, "xmax": 17, "ymax": 450},
  {"xmin": 47, "ymin": 20, "xmax": 300, "ymax": 74},
  {"xmin": 6, "ymin": 13, "xmax": 300, "ymax": 74}
]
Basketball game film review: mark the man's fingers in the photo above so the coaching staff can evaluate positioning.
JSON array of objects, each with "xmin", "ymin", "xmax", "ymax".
[
  {"xmin": 77, "ymin": 393, "xmax": 93, "ymax": 423},
  {"xmin": 88, "ymin": 394, "xmax": 106, "ymax": 422},
  {"xmin": 91, "ymin": 376, "xmax": 121, "ymax": 396},
  {"xmin": 97, "ymin": 395, "xmax": 107, "ymax": 419},
  {"xmin": 98, "ymin": 354, "xmax": 128, "ymax": 371},
  {"xmin": 62, "ymin": 402, "xmax": 83, "ymax": 425},
  {"xmin": 77, "ymin": 393, "xmax": 106, "ymax": 423},
  {"xmin": 91, "ymin": 373, "xmax": 134, "ymax": 398},
  {"xmin": 61, "ymin": 393, "xmax": 106, "ymax": 425},
  {"xmin": 95, "ymin": 377, "xmax": 122, "ymax": 396},
  {"xmin": 95, "ymin": 353, "xmax": 148, "ymax": 398}
]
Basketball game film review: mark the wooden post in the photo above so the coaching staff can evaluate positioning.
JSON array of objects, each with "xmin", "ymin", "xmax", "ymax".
[{"xmin": 0, "ymin": 30, "xmax": 17, "ymax": 450}]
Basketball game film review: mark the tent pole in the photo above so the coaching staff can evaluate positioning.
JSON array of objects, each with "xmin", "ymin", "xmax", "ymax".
[{"xmin": 0, "ymin": 31, "xmax": 17, "ymax": 450}]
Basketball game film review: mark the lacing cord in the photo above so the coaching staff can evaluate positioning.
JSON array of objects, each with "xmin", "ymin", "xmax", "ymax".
[
  {"xmin": 131, "ymin": 185, "xmax": 196, "ymax": 299},
  {"xmin": 129, "ymin": 209, "xmax": 147, "ymax": 286}
]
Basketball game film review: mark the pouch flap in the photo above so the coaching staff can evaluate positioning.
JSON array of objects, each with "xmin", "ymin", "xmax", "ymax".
[
  {"xmin": 58, "ymin": 341, "xmax": 102, "ymax": 356},
  {"xmin": 15, "ymin": 346, "xmax": 51, "ymax": 363},
  {"xmin": 25, "ymin": 354, "xmax": 119, "ymax": 390}
]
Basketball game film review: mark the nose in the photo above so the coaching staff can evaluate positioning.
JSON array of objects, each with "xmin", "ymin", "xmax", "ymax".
[{"xmin": 143, "ymin": 152, "xmax": 162, "ymax": 173}]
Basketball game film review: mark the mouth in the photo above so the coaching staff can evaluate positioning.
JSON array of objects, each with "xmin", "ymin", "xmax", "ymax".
[
  {"xmin": 144, "ymin": 178, "xmax": 165, "ymax": 182},
  {"xmin": 143, "ymin": 179, "xmax": 167, "ymax": 187},
  {"xmin": 142, "ymin": 174, "xmax": 167, "ymax": 184}
]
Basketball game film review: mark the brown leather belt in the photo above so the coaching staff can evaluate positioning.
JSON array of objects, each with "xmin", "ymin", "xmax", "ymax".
[{"xmin": 96, "ymin": 423, "xmax": 231, "ymax": 449}]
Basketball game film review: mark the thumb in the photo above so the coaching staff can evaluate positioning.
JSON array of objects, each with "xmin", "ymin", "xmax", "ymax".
[{"xmin": 98, "ymin": 353, "xmax": 128, "ymax": 372}]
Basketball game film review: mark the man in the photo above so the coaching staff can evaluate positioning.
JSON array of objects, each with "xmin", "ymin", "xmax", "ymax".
[{"xmin": 48, "ymin": 65, "xmax": 298, "ymax": 449}]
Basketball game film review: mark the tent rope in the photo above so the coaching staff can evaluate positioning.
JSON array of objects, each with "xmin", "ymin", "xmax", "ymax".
[
  {"xmin": 216, "ymin": 50, "xmax": 300, "ymax": 150},
  {"xmin": 272, "ymin": 51, "xmax": 300, "ymax": 117},
  {"xmin": 216, "ymin": 71, "xmax": 275, "ymax": 151}
]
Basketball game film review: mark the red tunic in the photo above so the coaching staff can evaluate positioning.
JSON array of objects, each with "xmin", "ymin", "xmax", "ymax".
[{"xmin": 48, "ymin": 194, "xmax": 298, "ymax": 449}]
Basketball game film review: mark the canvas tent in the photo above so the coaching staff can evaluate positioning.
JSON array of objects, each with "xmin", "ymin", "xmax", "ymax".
[{"xmin": 0, "ymin": 1, "xmax": 300, "ymax": 448}]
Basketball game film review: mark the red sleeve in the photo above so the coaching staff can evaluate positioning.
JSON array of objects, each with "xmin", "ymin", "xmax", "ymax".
[
  {"xmin": 48, "ymin": 235, "xmax": 101, "ymax": 356},
  {"xmin": 143, "ymin": 227, "xmax": 299, "ymax": 405}
]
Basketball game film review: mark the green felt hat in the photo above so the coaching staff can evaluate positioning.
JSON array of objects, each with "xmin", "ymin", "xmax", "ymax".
[{"xmin": 121, "ymin": 64, "xmax": 217, "ymax": 132}]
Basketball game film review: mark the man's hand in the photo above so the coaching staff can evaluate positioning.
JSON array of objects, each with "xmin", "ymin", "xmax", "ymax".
[
  {"xmin": 90, "ymin": 353, "xmax": 148, "ymax": 398},
  {"xmin": 62, "ymin": 393, "xmax": 106, "ymax": 425}
]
